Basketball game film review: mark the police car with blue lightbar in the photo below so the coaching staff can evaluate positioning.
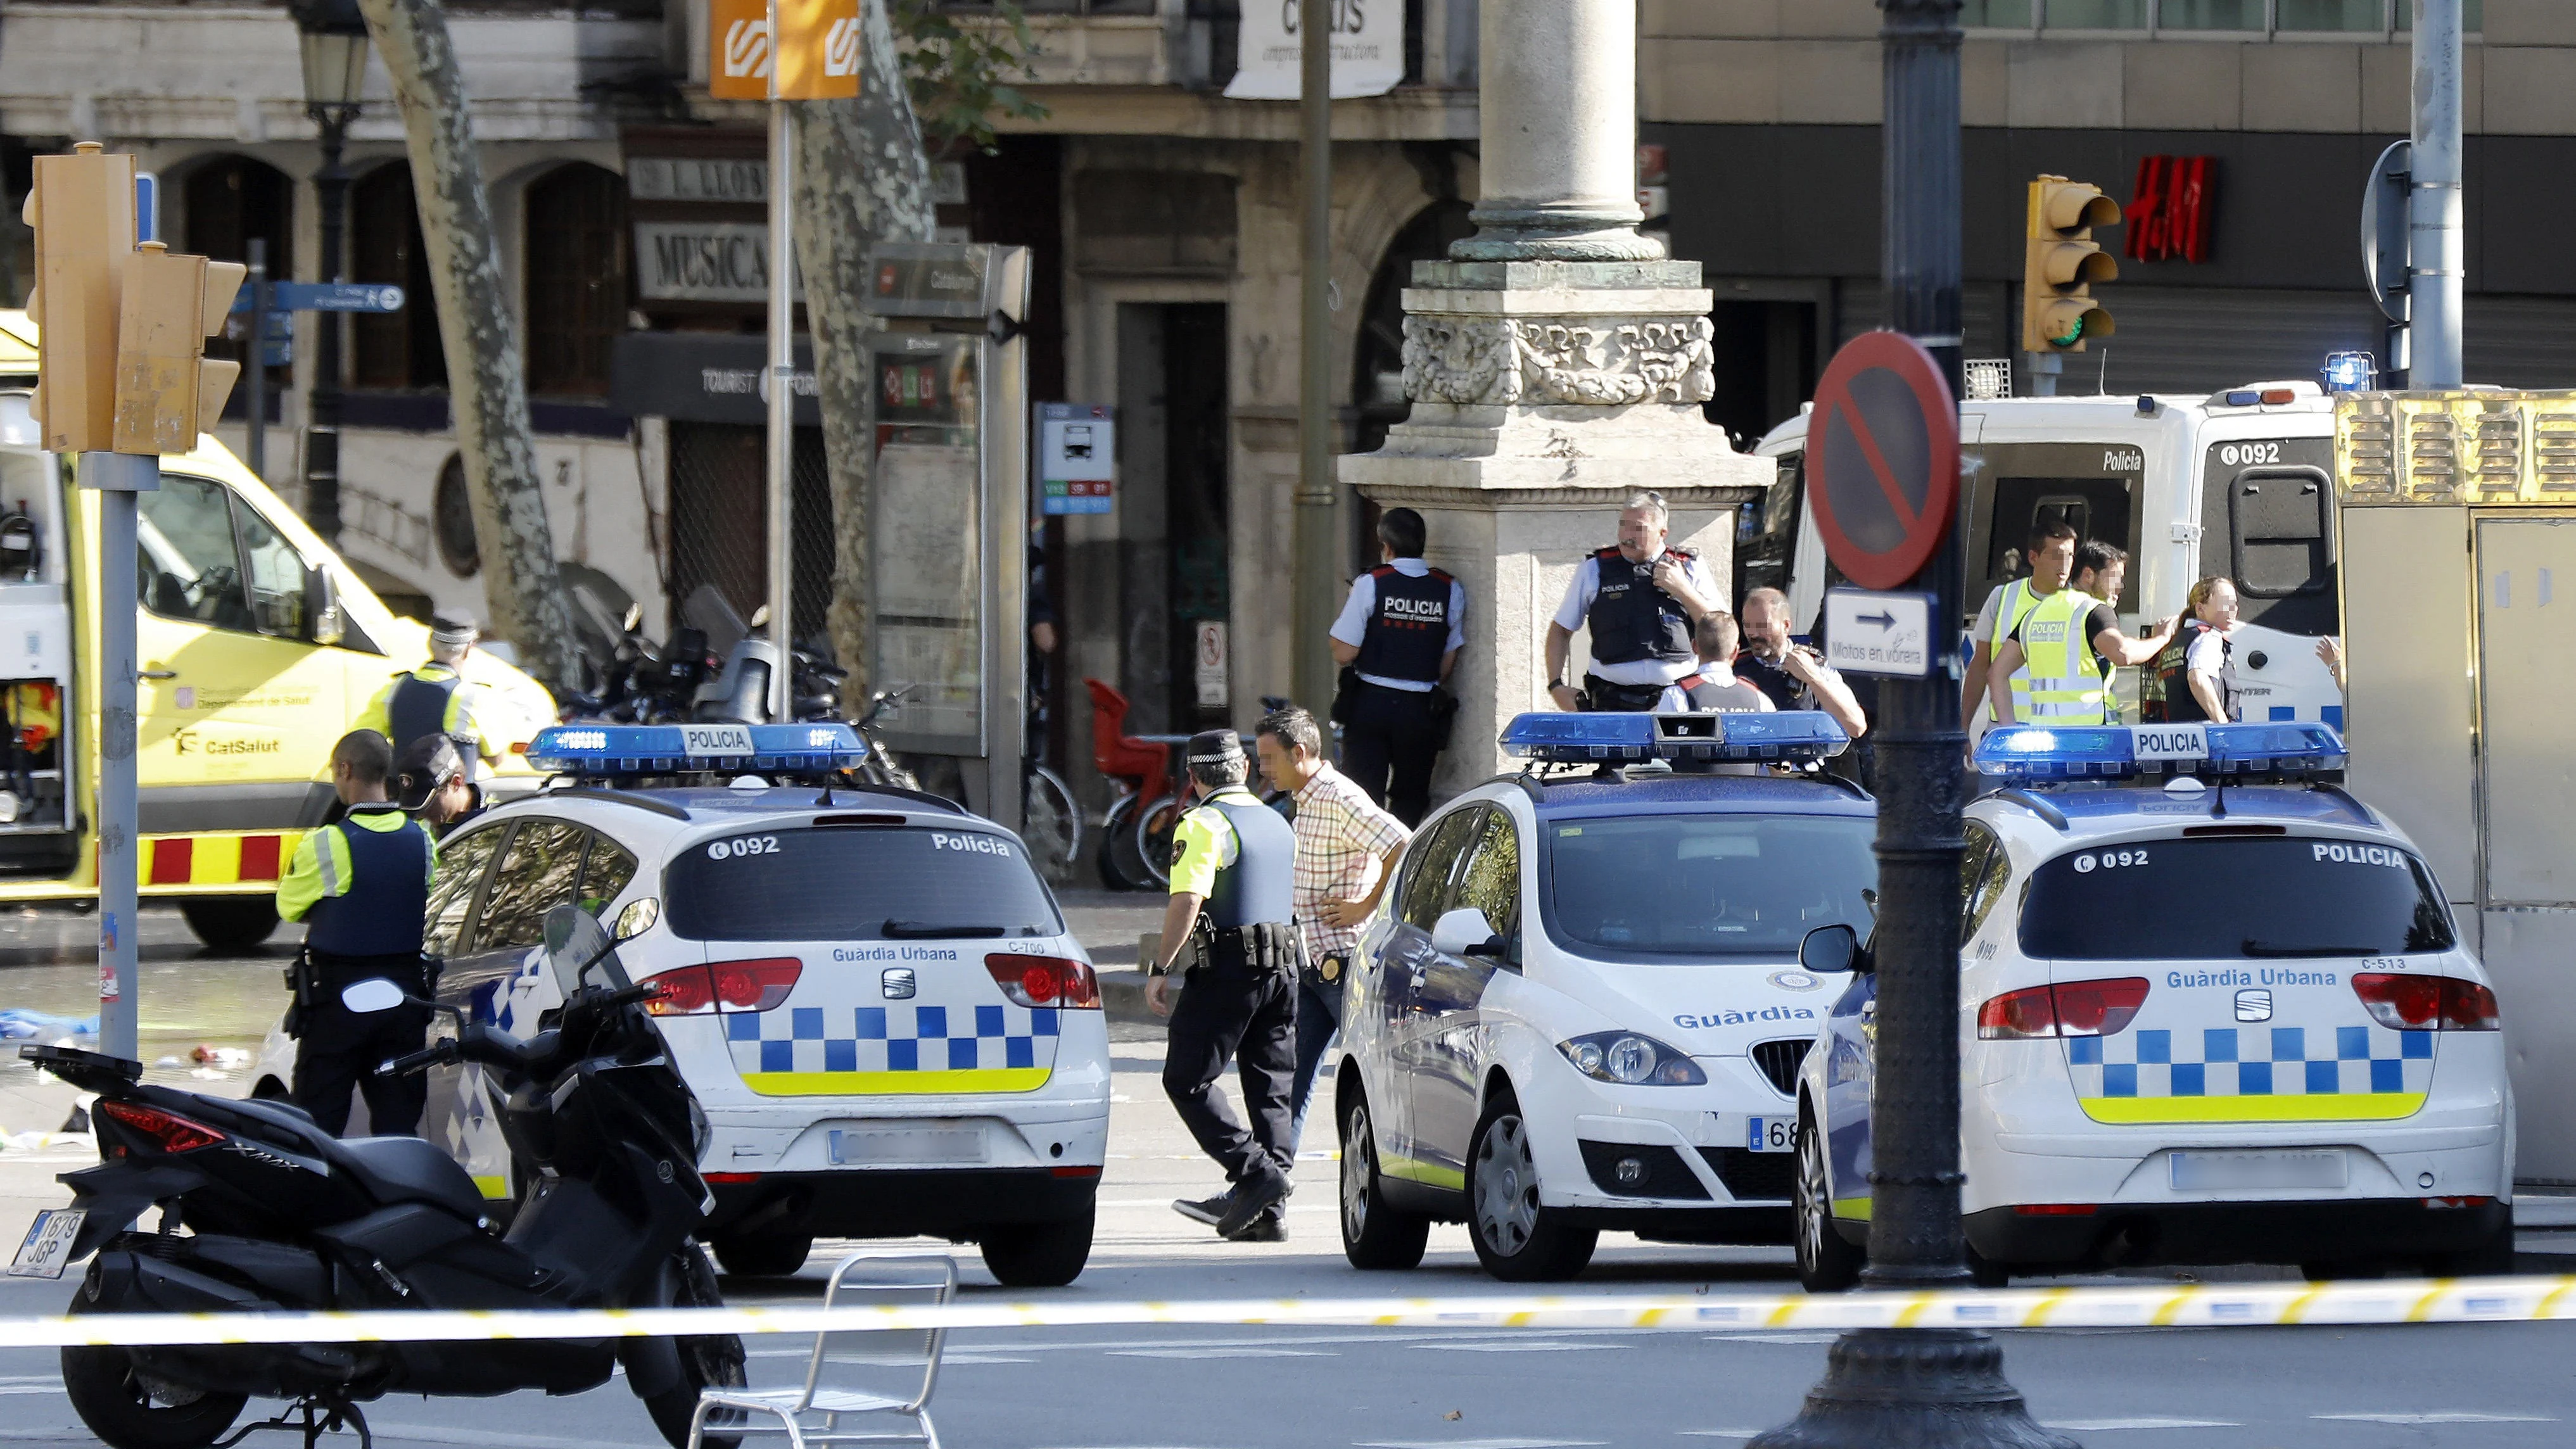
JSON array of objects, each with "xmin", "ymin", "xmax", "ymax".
[
  {"xmin": 1792, "ymin": 719, "xmax": 2513, "ymax": 1291},
  {"xmin": 1333, "ymin": 709, "xmax": 1879, "ymax": 1281},
  {"xmin": 266, "ymin": 722, "xmax": 1111, "ymax": 1288}
]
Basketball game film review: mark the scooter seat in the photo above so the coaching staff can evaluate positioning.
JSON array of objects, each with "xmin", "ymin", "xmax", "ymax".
[{"xmin": 333, "ymin": 1136, "xmax": 490, "ymax": 1217}]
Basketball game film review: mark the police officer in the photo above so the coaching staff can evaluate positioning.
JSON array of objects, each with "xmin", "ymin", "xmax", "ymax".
[
  {"xmin": 1657, "ymin": 612, "xmax": 1774, "ymax": 712},
  {"xmin": 355, "ymin": 610, "xmax": 497, "ymax": 778},
  {"xmin": 393, "ymin": 733, "xmax": 483, "ymax": 832},
  {"xmin": 2146, "ymin": 576, "xmax": 2240, "ymax": 723},
  {"xmin": 277, "ymin": 730, "xmax": 439, "ymax": 1136},
  {"xmin": 1328, "ymin": 507, "xmax": 1464, "ymax": 825},
  {"xmin": 1145, "ymin": 730, "xmax": 1302, "ymax": 1242},
  {"xmin": 1962, "ymin": 516, "xmax": 2079, "ymax": 739},
  {"xmin": 1989, "ymin": 541, "xmax": 2176, "ymax": 726},
  {"xmin": 1544, "ymin": 490, "xmax": 1722, "ymax": 712}
]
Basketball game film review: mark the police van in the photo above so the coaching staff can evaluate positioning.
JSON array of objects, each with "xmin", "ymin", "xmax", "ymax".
[
  {"xmin": 1333, "ymin": 711, "xmax": 1877, "ymax": 1281},
  {"xmin": 260, "ymin": 723, "xmax": 1111, "ymax": 1288},
  {"xmin": 1748, "ymin": 384, "xmax": 2345, "ymax": 728},
  {"xmin": 1792, "ymin": 720, "xmax": 2513, "ymax": 1290}
]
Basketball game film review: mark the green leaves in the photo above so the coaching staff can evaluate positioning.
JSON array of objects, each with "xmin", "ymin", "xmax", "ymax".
[{"xmin": 890, "ymin": 0, "xmax": 1051, "ymax": 152}]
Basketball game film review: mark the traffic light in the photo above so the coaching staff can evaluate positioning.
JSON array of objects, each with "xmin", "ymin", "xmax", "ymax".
[
  {"xmin": 23, "ymin": 141, "xmax": 136, "ymax": 455},
  {"xmin": 111, "ymin": 241, "xmax": 244, "ymax": 456},
  {"xmin": 2021, "ymin": 174, "xmax": 2120, "ymax": 354}
]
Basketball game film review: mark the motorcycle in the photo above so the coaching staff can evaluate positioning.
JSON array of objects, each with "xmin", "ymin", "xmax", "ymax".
[{"xmin": 20, "ymin": 906, "xmax": 747, "ymax": 1449}]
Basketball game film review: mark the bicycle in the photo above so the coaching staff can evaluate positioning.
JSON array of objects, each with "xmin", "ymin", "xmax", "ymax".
[
  {"xmin": 1127, "ymin": 695, "xmax": 1298, "ymax": 889},
  {"xmin": 1085, "ymin": 678, "xmax": 1184, "ymax": 891},
  {"xmin": 1021, "ymin": 761, "xmax": 1082, "ymax": 885}
]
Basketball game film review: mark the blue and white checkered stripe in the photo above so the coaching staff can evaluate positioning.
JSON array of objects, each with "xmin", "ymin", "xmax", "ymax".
[
  {"xmin": 2068, "ymin": 1023, "xmax": 2430, "ymax": 1101},
  {"xmin": 726, "ymin": 1003, "xmax": 1062, "ymax": 1076}
]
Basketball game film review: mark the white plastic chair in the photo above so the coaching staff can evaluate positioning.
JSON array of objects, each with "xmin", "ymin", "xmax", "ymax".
[{"xmin": 687, "ymin": 1251, "xmax": 956, "ymax": 1449}]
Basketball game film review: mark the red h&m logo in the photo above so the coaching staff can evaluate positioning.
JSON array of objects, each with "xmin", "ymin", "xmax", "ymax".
[{"xmin": 2125, "ymin": 156, "xmax": 2215, "ymax": 264}]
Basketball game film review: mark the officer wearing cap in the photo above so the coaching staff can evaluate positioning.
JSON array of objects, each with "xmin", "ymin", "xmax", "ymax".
[
  {"xmin": 393, "ymin": 733, "xmax": 482, "ymax": 833},
  {"xmin": 1145, "ymin": 729, "xmax": 1303, "ymax": 1242},
  {"xmin": 277, "ymin": 730, "xmax": 439, "ymax": 1136},
  {"xmin": 355, "ymin": 609, "xmax": 497, "ymax": 776}
]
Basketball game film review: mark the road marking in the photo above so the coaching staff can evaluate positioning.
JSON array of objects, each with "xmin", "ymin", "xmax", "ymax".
[
  {"xmin": 1678, "ymin": 1433, "xmax": 1761, "ymax": 1440},
  {"xmin": 1704, "ymin": 1332, "xmax": 1843, "ymax": 1344},
  {"xmin": 2043, "ymin": 1419, "xmax": 2242, "ymax": 1432},
  {"xmin": 2313, "ymin": 1413, "xmax": 2558, "ymax": 1424},
  {"xmin": 370, "ymin": 1424, "xmax": 644, "ymax": 1449},
  {"xmin": 1112, "ymin": 1347, "xmax": 1332, "ymax": 1358},
  {"xmin": 1407, "ymin": 1341, "xmax": 1624, "ymax": 1354},
  {"xmin": 1358, "ymin": 1440, "xmax": 1608, "ymax": 1449},
  {"xmin": 744, "ymin": 1349, "xmax": 1031, "ymax": 1364},
  {"xmin": 0, "ymin": 1386, "xmax": 61, "ymax": 1395}
]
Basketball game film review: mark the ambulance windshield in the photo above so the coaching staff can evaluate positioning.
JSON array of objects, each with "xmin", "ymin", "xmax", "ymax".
[
  {"xmin": 2020, "ymin": 835, "xmax": 2454, "ymax": 961},
  {"xmin": 1542, "ymin": 813, "xmax": 1877, "ymax": 960}
]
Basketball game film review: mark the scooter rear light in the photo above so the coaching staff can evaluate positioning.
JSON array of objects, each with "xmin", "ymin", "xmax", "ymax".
[
  {"xmin": 96, "ymin": 1099, "xmax": 224, "ymax": 1154},
  {"xmin": 2352, "ymin": 973, "xmax": 2499, "ymax": 1032},
  {"xmin": 1976, "ymin": 979, "xmax": 2150, "ymax": 1040},
  {"xmin": 984, "ymin": 954, "xmax": 1100, "ymax": 1010}
]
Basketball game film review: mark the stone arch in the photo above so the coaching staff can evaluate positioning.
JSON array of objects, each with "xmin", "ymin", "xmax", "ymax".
[
  {"xmin": 175, "ymin": 153, "xmax": 293, "ymax": 383},
  {"xmin": 521, "ymin": 161, "xmax": 630, "ymax": 398}
]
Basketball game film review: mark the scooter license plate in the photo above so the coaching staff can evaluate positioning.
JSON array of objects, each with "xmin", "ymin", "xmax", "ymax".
[{"xmin": 8, "ymin": 1209, "xmax": 84, "ymax": 1279}]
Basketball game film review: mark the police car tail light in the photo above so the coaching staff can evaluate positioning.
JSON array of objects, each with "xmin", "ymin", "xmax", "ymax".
[
  {"xmin": 96, "ymin": 1099, "xmax": 224, "ymax": 1154},
  {"xmin": 643, "ymin": 959, "xmax": 801, "ymax": 1016},
  {"xmin": 1556, "ymin": 1031, "xmax": 1706, "ymax": 1086},
  {"xmin": 1976, "ymin": 978, "xmax": 2150, "ymax": 1041},
  {"xmin": 2352, "ymin": 973, "xmax": 2497, "ymax": 1032},
  {"xmin": 986, "ymin": 954, "xmax": 1100, "ymax": 1010}
]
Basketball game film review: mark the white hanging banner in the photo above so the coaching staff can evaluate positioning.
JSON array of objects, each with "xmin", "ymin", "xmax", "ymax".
[{"xmin": 1225, "ymin": 0, "xmax": 1404, "ymax": 101}]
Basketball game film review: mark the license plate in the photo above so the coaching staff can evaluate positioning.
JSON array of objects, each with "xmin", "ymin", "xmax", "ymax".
[
  {"xmin": 1745, "ymin": 1117, "xmax": 1792, "ymax": 1153},
  {"xmin": 828, "ymin": 1127, "xmax": 988, "ymax": 1166},
  {"xmin": 682, "ymin": 724, "xmax": 755, "ymax": 757},
  {"xmin": 2131, "ymin": 723, "xmax": 2210, "ymax": 762},
  {"xmin": 8, "ymin": 1209, "xmax": 84, "ymax": 1279},
  {"xmin": 2169, "ymin": 1149, "xmax": 2348, "ymax": 1191}
]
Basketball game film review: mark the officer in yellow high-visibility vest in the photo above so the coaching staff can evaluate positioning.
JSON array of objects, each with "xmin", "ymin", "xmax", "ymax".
[
  {"xmin": 1987, "ymin": 542, "xmax": 2178, "ymax": 726},
  {"xmin": 1961, "ymin": 516, "xmax": 2079, "ymax": 738}
]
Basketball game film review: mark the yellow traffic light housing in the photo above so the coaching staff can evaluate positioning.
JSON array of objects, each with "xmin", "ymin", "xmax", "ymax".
[
  {"xmin": 112, "ymin": 241, "xmax": 246, "ymax": 455},
  {"xmin": 24, "ymin": 141, "xmax": 136, "ymax": 455},
  {"xmin": 2022, "ymin": 175, "xmax": 2120, "ymax": 354}
]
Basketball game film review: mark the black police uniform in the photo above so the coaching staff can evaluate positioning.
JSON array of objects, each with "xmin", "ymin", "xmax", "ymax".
[
  {"xmin": 287, "ymin": 806, "xmax": 436, "ymax": 1136},
  {"xmin": 2147, "ymin": 618, "xmax": 2232, "ymax": 723},
  {"xmin": 1340, "ymin": 563, "xmax": 1456, "ymax": 826},
  {"xmin": 1583, "ymin": 546, "xmax": 1695, "ymax": 711},
  {"xmin": 1160, "ymin": 787, "xmax": 1303, "ymax": 1199}
]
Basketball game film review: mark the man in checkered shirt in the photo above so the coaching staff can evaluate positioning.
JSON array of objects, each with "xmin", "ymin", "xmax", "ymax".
[{"xmin": 1253, "ymin": 706, "xmax": 1412, "ymax": 1157}]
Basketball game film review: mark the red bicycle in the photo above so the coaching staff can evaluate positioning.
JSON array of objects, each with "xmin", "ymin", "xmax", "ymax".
[{"xmin": 1086, "ymin": 678, "xmax": 1194, "ymax": 890}]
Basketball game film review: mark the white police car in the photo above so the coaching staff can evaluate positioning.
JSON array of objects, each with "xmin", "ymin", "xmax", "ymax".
[
  {"xmin": 1333, "ymin": 711, "xmax": 1879, "ymax": 1281},
  {"xmin": 1793, "ymin": 721, "xmax": 2513, "ymax": 1291},
  {"xmin": 262, "ymin": 723, "xmax": 1110, "ymax": 1288}
]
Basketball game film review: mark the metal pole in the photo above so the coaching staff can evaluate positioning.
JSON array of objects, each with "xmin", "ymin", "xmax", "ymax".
[
  {"xmin": 1291, "ymin": 0, "xmax": 1337, "ymax": 719},
  {"xmin": 1753, "ymin": 4, "xmax": 2062, "ymax": 1441},
  {"xmin": 765, "ymin": 93, "xmax": 796, "ymax": 719},
  {"xmin": 302, "ymin": 109, "xmax": 350, "ymax": 544},
  {"xmin": 2410, "ymin": 0, "xmax": 2463, "ymax": 388},
  {"xmin": 84, "ymin": 452, "xmax": 154, "ymax": 1063},
  {"xmin": 246, "ymin": 237, "xmax": 268, "ymax": 481}
]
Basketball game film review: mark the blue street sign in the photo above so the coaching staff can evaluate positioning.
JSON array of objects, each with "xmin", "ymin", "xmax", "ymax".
[
  {"xmin": 223, "ymin": 309, "xmax": 294, "ymax": 343},
  {"xmin": 262, "ymin": 343, "xmax": 293, "ymax": 368},
  {"xmin": 134, "ymin": 173, "xmax": 158, "ymax": 243},
  {"xmin": 232, "ymin": 281, "xmax": 405, "ymax": 314}
]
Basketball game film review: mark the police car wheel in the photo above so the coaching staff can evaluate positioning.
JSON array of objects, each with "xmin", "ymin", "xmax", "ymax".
[
  {"xmin": 1792, "ymin": 1115, "xmax": 1863, "ymax": 1294},
  {"xmin": 1466, "ymin": 1093, "xmax": 1596, "ymax": 1282},
  {"xmin": 177, "ymin": 898, "xmax": 279, "ymax": 953},
  {"xmin": 1340, "ymin": 1094, "xmax": 1429, "ymax": 1270},
  {"xmin": 979, "ymin": 1202, "xmax": 1094, "ymax": 1288},
  {"xmin": 711, "ymin": 1232, "xmax": 813, "ymax": 1279},
  {"xmin": 2300, "ymin": 1259, "xmax": 2388, "ymax": 1284},
  {"xmin": 2423, "ymin": 1210, "xmax": 2517, "ymax": 1279}
]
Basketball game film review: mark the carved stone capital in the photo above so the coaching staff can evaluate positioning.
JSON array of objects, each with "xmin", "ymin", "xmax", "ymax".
[{"xmin": 1400, "ymin": 315, "xmax": 1716, "ymax": 407}]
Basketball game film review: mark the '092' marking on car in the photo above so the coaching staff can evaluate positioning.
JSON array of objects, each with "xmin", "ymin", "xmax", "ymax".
[
  {"xmin": 932, "ymin": 833, "xmax": 1013, "ymax": 857},
  {"xmin": 2218, "ymin": 441, "xmax": 2285, "ymax": 467},
  {"xmin": 707, "ymin": 835, "xmax": 780, "ymax": 860},
  {"xmin": 2072, "ymin": 848, "xmax": 2148, "ymax": 873}
]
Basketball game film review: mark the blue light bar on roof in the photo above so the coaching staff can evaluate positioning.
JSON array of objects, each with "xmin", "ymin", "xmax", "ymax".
[
  {"xmin": 1500, "ymin": 711, "xmax": 1848, "ymax": 765},
  {"xmin": 528, "ymin": 722, "xmax": 867, "ymax": 776},
  {"xmin": 1974, "ymin": 721, "xmax": 2345, "ymax": 780}
]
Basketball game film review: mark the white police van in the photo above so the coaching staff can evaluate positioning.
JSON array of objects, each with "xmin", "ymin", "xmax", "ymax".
[
  {"xmin": 1792, "ymin": 720, "xmax": 2513, "ymax": 1291},
  {"xmin": 1333, "ymin": 711, "xmax": 1878, "ymax": 1281},
  {"xmin": 262, "ymin": 723, "xmax": 1111, "ymax": 1288}
]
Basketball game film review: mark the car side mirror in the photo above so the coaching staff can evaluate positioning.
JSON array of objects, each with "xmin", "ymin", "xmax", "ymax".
[
  {"xmin": 340, "ymin": 978, "xmax": 407, "ymax": 1015},
  {"xmin": 305, "ymin": 565, "xmax": 343, "ymax": 646},
  {"xmin": 1430, "ymin": 906, "xmax": 1504, "ymax": 959},
  {"xmin": 1801, "ymin": 923, "xmax": 1869, "ymax": 976}
]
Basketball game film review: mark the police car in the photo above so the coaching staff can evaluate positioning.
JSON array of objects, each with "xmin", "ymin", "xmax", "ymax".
[
  {"xmin": 1332, "ymin": 711, "xmax": 1879, "ymax": 1281},
  {"xmin": 1792, "ymin": 721, "xmax": 2513, "ymax": 1291},
  {"xmin": 260, "ymin": 723, "xmax": 1111, "ymax": 1288}
]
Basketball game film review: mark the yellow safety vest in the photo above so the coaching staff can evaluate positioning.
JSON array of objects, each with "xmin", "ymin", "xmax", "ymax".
[
  {"xmin": 1986, "ymin": 579, "xmax": 2055, "ymax": 721},
  {"xmin": 2019, "ymin": 589, "xmax": 2111, "ymax": 724}
]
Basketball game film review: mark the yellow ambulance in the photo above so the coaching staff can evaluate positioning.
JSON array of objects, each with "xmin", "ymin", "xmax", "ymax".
[{"xmin": 0, "ymin": 311, "xmax": 553, "ymax": 949}]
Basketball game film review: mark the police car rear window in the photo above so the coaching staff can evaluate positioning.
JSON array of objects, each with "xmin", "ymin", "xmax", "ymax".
[
  {"xmin": 1542, "ymin": 813, "xmax": 1877, "ymax": 958},
  {"xmin": 2019, "ymin": 836, "xmax": 2454, "ymax": 961},
  {"xmin": 663, "ymin": 826, "xmax": 1063, "ymax": 942}
]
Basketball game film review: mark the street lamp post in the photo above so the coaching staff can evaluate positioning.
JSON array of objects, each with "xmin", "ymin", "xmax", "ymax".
[{"xmin": 291, "ymin": 0, "xmax": 369, "ymax": 547}]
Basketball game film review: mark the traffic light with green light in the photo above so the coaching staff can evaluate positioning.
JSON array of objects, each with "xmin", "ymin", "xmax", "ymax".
[{"xmin": 2022, "ymin": 175, "xmax": 2119, "ymax": 355}]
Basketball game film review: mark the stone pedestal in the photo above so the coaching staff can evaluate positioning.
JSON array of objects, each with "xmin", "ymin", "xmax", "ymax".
[{"xmin": 1342, "ymin": 259, "xmax": 1771, "ymax": 797}]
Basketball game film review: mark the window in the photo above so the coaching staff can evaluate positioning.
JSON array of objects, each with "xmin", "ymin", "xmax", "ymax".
[
  {"xmin": 578, "ymin": 833, "xmax": 639, "ymax": 916},
  {"xmin": 2045, "ymin": 0, "xmax": 2145, "ymax": 24},
  {"xmin": 425, "ymin": 824, "xmax": 505, "ymax": 958},
  {"xmin": 2230, "ymin": 467, "xmax": 2333, "ymax": 598},
  {"xmin": 2018, "ymin": 837, "xmax": 2456, "ymax": 961},
  {"xmin": 474, "ymin": 821, "xmax": 592, "ymax": 952},
  {"xmin": 661, "ymin": 826, "xmax": 1062, "ymax": 941},
  {"xmin": 1542, "ymin": 813, "xmax": 1880, "ymax": 959},
  {"xmin": 1969, "ymin": 0, "xmax": 2470, "ymax": 32},
  {"xmin": 1450, "ymin": 809, "xmax": 1523, "ymax": 966},
  {"xmin": 181, "ymin": 155, "xmax": 293, "ymax": 400},
  {"xmin": 2278, "ymin": 0, "xmax": 2385, "ymax": 28},
  {"xmin": 1397, "ymin": 809, "xmax": 1482, "ymax": 930},
  {"xmin": 235, "ymin": 497, "xmax": 307, "ymax": 638},
  {"xmin": 137, "ymin": 475, "xmax": 255, "ymax": 633},
  {"xmin": 350, "ymin": 162, "xmax": 447, "ymax": 392},
  {"xmin": 2158, "ymin": 0, "xmax": 2262, "ymax": 28},
  {"xmin": 524, "ymin": 164, "xmax": 629, "ymax": 398},
  {"xmin": 1961, "ymin": 823, "xmax": 2014, "ymax": 944}
]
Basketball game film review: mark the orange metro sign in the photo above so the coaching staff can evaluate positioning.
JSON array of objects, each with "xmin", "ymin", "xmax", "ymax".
[{"xmin": 709, "ymin": 0, "xmax": 860, "ymax": 102}]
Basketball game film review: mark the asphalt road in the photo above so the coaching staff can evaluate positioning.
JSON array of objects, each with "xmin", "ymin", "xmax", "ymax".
[{"xmin": 3, "ymin": 903, "xmax": 2576, "ymax": 1448}]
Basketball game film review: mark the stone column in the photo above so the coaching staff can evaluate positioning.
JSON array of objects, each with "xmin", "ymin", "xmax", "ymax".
[{"xmin": 1341, "ymin": 0, "xmax": 1770, "ymax": 799}]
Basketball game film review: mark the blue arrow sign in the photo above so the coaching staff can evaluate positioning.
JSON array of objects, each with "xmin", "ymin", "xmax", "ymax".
[
  {"xmin": 232, "ymin": 282, "xmax": 405, "ymax": 314},
  {"xmin": 1855, "ymin": 609, "xmax": 1898, "ymax": 630}
]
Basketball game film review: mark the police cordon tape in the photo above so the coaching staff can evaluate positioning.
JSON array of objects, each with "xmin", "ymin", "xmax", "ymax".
[{"xmin": 8, "ymin": 1277, "xmax": 2576, "ymax": 1348}]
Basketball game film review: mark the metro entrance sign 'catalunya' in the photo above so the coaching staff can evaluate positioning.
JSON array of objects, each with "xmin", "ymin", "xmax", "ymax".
[{"xmin": 709, "ymin": 0, "xmax": 860, "ymax": 101}]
